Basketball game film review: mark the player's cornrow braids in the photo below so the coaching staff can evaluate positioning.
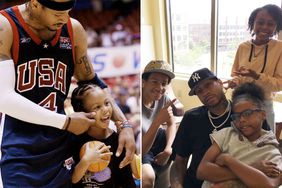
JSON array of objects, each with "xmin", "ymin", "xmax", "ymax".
[{"xmin": 71, "ymin": 84, "xmax": 98, "ymax": 112}]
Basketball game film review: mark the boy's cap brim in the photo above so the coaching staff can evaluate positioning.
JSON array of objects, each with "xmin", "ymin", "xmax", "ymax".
[
  {"xmin": 142, "ymin": 69, "xmax": 175, "ymax": 79},
  {"xmin": 142, "ymin": 60, "xmax": 175, "ymax": 79}
]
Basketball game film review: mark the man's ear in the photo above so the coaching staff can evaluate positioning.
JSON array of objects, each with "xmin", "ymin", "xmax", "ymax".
[
  {"xmin": 260, "ymin": 110, "xmax": 266, "ymax": 121},
  {"xmin": 216, "ymin": 79, "xmax": 224, "ymax": 89},
  {"xmin": 217, "ymin": 79, "xmax": 223, "ymax": 86},
  {"xmin": 30, "ymin": 0, "xmax": 39, "ymax": 9}
]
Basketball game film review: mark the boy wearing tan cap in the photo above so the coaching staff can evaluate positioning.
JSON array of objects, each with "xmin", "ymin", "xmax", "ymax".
[{"xmin": 142, "ymin": 60, "xmax": 177, "ymax": 188}]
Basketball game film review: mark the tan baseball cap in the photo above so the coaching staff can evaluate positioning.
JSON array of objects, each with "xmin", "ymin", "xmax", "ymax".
[{"xmin": 142, "ymin": 60, "xmax": 175, "ymax": 79}]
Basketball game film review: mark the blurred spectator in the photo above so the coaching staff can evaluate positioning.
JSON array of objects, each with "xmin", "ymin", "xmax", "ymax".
[
  {"xmin": 100, "ymin": 26, "xmax": 114, "ymax": 47},
  {"xmin": 127, "ymin": 84, "xmax": 140, "ymax": 114},
  {"xmin": 85, "ymin": 26, "xmax": 100, "ymax": 47},
  {"xmin": 91, "ymin": 0, "xmax": 103, "ymax": 12},
  {"xmin": 112, "ymin": 23, "xmax": 132, "ymax": 46},
  {"xmin": 116, "ymin": 88, "xmax": 131, "ymax": 119},
  {"xmin": 132, "ymin": 33, "xmax": 140, "ymax": 44},
  {"xmin": 74, "ymin": 0, "xmax": 139, "ymax": 48}
]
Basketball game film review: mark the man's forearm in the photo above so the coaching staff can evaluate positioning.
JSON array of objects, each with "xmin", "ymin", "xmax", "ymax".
[
  {"xmin": 0, "ymin": 59, "xmax": 67, "ymax": 129},
  {"xmin": 142, "ymin": 119, "xmax": 161, "ymax": 154},
  {"xmin": 165, "ymin": 123, "xmax": 176, "ymax": 151},
  {"xmin": 170, "ymin": 160, "xmax": 186, "ymax": 188},
  {"xmin": 77, "ymin": 73, "xmax": 108, "ymax": 89},
  {"xmin": 108, "ymin": 95, "xmax": 127, "ymax": 122}
]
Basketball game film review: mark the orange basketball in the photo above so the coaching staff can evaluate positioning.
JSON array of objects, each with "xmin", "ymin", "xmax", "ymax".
[
  {"xmin": 130, "ymin": 154, "xmax": 141, "ymax": 179},
  {"xmin": 79, "ymin": 141, "xmax": 111, "ymax": 172}
]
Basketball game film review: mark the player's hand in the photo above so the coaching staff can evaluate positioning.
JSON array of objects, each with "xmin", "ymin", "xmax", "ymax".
[
  {"xmin": 116, "ymin": 126, "xmax": 135, "ymax": 168},
  {"xmin": 66, "ymin": 112, "xmax": 96, "ymax": 135}
]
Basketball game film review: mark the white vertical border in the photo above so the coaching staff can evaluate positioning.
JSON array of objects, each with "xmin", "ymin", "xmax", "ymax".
[{"xmin": 0, "ymin": 114, "xmax": 6, "ymax": 187}]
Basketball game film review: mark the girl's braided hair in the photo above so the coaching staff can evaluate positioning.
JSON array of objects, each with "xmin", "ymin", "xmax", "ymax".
[{"xmin": 71, "ymin": 83, "xmax": 99, "ymax": 112}]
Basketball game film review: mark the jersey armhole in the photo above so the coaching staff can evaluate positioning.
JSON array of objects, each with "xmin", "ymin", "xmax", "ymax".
[{"xmin": 67, "ymin": 19, "xmax": 75, "ymax": 64}]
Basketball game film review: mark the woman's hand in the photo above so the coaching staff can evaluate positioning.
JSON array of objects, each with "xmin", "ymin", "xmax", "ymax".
[
  {"xmin": 223, "ymin": 79, "xmax": 239, "ymax": 89},
  {"xmin": 233, "ymin": 66, "xmax": 260, "ymax": 80}
]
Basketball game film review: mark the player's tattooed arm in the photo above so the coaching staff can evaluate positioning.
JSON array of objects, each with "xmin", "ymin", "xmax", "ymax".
[
  {"xmin": 74, "ymin": 54, "xmax": 95, "ymax": 81},
  {"xmin": 72, "ymin": 18, "xmax": 95, "ymax": 81},
  {"xmin": 0, "ymin": 26, "xmax": 3, "ymax": 46},
  {"xmin": 76, "ymin": 55, "xmax": 93, "ymax": 76},
  {"xmin": 0, "ymin": 14, "xmax": 13, "ymax": 61}
]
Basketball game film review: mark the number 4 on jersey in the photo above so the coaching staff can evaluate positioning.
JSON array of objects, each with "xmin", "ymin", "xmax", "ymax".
[{"xmin": 39, "ymin": 92, "xmax": 57, "ymax": 112}]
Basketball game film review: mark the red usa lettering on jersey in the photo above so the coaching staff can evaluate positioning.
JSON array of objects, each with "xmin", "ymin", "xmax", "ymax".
[{"xmin": 16, "ymin": 58, "xmax": 67, "ymax": 94}]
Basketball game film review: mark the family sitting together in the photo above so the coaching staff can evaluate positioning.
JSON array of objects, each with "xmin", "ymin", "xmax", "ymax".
[{"xmin": 142, "ymin": 4, "xmax": 282, "ymax": 188}]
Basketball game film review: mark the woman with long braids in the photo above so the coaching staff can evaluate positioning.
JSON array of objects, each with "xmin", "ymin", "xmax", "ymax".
[{"xmin": 226, "ymin": 4, "xmax": 282, "ymax": 133}]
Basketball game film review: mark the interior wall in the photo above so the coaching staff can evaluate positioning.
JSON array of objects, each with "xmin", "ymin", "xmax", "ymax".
[
  {"xmin": 171, "ymin": 78, "xmax": 234, "ymax": 111},
  {"xmin": 141, "ymin": 0, "xmax": 169, "ymax": 62}
]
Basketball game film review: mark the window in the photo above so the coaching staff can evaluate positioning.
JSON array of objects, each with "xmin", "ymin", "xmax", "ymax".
[
  {"xmin": 217, "ymin": 0, "xmax": 281, "ymax": 78},
  {"xmin": 167, "ymin": 0, "xmax": 211, "ymax": 75},
  {"xmin": 167, "ymin": 0, "xmax": 281, "ymax": 78}
]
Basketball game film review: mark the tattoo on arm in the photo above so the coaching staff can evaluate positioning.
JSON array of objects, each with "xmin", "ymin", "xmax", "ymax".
[
  {"xmin": 0, "ymin": 25, "xmax": 3, "ymax": 45},
  {"xmin": 77, "ymin": 55, "xmax": 92, "ymax": 75}
]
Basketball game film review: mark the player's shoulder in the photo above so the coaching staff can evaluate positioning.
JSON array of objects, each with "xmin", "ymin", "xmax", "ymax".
[
  {"xmin": 0, "ymin": 13, "xmax": 13, "ymax": 33},
  {"xmin": 69, "ymin": 17, "xmax": 87, "ymax": 47},
  {"xmin": 69, "ymin": 17, "xmax": 84, "ymax": 32},
  {"xmin": 0, "ymin": 13, "xmax": 13, "ymax": 52}
]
